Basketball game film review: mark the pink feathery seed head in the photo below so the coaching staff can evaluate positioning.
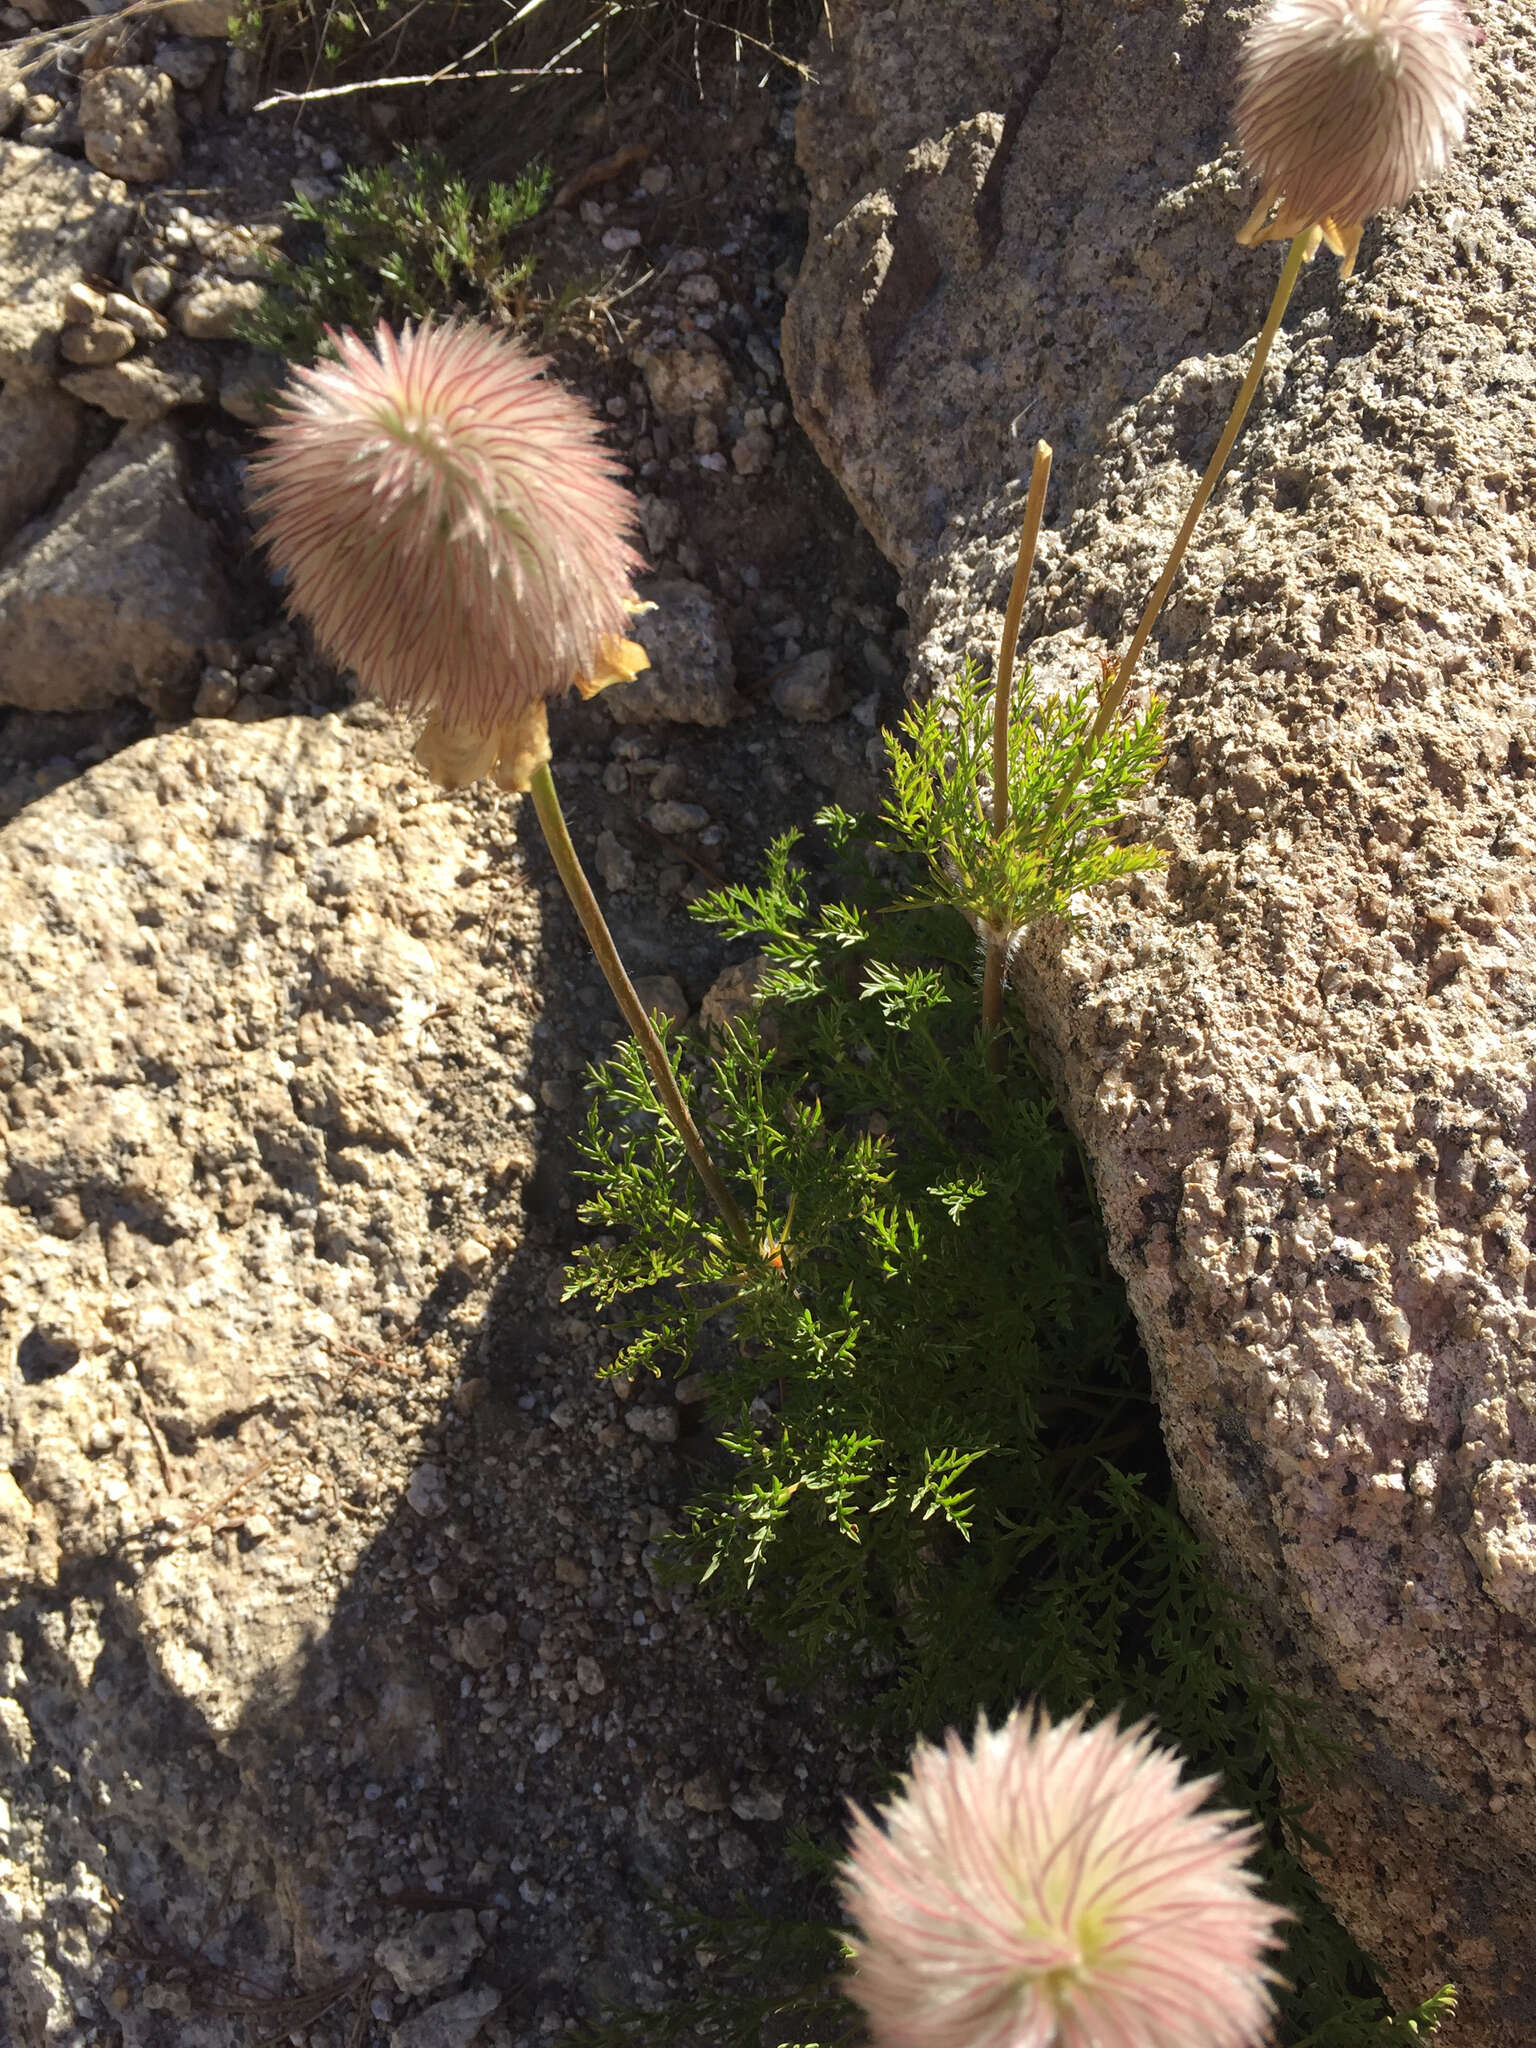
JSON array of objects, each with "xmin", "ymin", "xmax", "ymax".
[
  {"xmin": 838, "ymin": 1706, "xmax": 1288, "ymax": 2048},
  {"xmin": 245, "ymin": 320, "xmax": 646, "ymax": 779},
  {"xmin": 1235, "ymin": 0, "xmax": 1474, "ymax": 274}
]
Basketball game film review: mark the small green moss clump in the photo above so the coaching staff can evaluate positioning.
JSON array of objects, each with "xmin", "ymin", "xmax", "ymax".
[{"xmin": 241, "ymin": 147, "xmax": 551, "ymax": 362}]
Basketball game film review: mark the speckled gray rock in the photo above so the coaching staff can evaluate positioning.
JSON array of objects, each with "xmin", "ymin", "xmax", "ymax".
[
  {"xmin": 603, "ymin": 576, "xmax": 744, "ymax": 727},
  {"xmin": 0, "ymin": 143, "xmax": 132, "ymax": 388},
  {"xmin": 377, "ymin": 1909, "xmax": 484, "ymax": 1996},
  {"xmin": 0, "ymin": 424, "xmax": 229, "ymax": 712},
  {"xmin": 391, "ymin": 1984, "xmax": 500, "ymax": 2048},
  {"xmin": 786, "ymin": 0, "xmax": 1536, "ymax": 2035}
]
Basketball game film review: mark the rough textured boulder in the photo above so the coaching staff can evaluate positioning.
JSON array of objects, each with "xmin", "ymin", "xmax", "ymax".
[
  {"xmin": 0, "ymin": 143, "xmax": 132, "ymax": 387},
  {"xmin": 0, "ymin": 380, "xmax": 85, "ymax": 554},
  {"xmin": 785, "ymin": 1, "xmax": 1536, "ymax": 2035},
  {"xmin": 0, "ymin": 710, "xmax": 839, "ymax": 2042},
  {"xmin": 0, "ymin": 424, "xmax": 230, "ymax": 712}
]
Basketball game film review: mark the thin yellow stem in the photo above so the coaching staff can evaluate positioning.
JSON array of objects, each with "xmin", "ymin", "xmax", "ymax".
[
  {"xmin": 1093, "ymin": 232, "xmax": 1311, "ymax": 745},
  {"xmin": 528, "ymin": 761, "xmax": 749, "ymax": 1245},
  {"xmin": 982, "ymin": 439, "xmax": 1053, "ymax": 1065}
]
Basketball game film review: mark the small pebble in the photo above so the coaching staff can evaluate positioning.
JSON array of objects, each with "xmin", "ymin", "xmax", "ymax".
[
  {"xmin": 131, "ymin": 264, "xmax": 176, "ymax": 307},
  {"xmin": 62, "ymin": 281, "xmax": 107, "ymax": 325},
  {"xmin": 772, "ymin": 649, "xmax": 838, "ymax": 724},
  {"xmin": 59, "ymin": 320, "xmax": 136, "ymax": 367},
  {"xmin": 173, "ymin": 277, "xmax": 266, "ymax": 340},
  {"xmin": 193, "ymin": 668, "xmax": 239, "ymax": 718},
  {"xmin": 405, "ymin": 1463, "xmax": 448, "ymax": 1519},
  {"xmin": 647, "ymin": 800, "xmax": 710, "ymax": 836},
  {"xmin": 104, "ymin": 292, "xmax": 168, "ymax": 344},
  {"xmin": 631, "ymin": 974, "xmax": 688, "ymax": 1025},
  {"xmin": 376, "ymin": 1909, "xmax": 483, "ymax": 1998},
  {"xmin": 732, "ymin": 426, "xmax": 774, "ymax": 476},
  {"xmin": 601, "ymin": 225, "xmax": 642, "ymax": 252},
  {"xmin": 625, "ymin": 1405, "xmax": 679, "ymax": 1444}
]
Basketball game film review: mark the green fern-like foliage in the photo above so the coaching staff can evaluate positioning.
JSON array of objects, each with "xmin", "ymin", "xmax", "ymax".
[
  {"xmin": 568, "ymin": 810, "xmax": 1453, "ymax": 2047},
  {"xmin": 240, "ymin": 148, "xmax": 551, "ymax": 361},
  {"xmin": 881, "ymin": 657, "xmax": 1165, "ymax": 943}
]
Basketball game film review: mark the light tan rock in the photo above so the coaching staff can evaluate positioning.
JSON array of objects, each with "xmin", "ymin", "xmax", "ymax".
[
  {"xmin": 0, "ymin": 61, "xmax": 24, "ymax": 136},
  {"xmin": 630, "ymin": 974, "xmax": 690, "ymax": 1026},
  {"xmin": 786, "ymin": 1, "xmax": 1536, "ymax": 2035},
  {"xmin": 57, "ymin": 317, "xmax": 135, "ymax": 367},
  {"xmin": 699, "ymin": 955, "xmax": 772, "ymax": 1039},
  {"xmin": 154, "ymin": 0, "xmax": 235, "ymax": 32},
  {"xmin": 129, "ymin": 260, "xmax": 176, "ymax": 309},
  {"xmin": 79, "ymin": 66, "xmax": 181, "ymax": 184},
  {"xmin": 0, "ymin": 424, "xmax": 229, "ymax": 711},
  {"xmin": 0, "ymin": 143, "xmax": 132, "ymax": 387},
  {"xmin": 60, "ymin": 280, "xmax": 106, "ymax": 325},
  {"xmin": 102, "ymin": 291, "xmax": 168, "ymax": 345},
  {"xmin": 634, "ymin": 344, "xmax": 732, "ymax": 422},
  {"xmin": 59, "ymin": 338, "xmax": 215, "ymax": 427},
  {"xmin": 172, "ymin": 274, "xmax": 266, "ymax": 340}
]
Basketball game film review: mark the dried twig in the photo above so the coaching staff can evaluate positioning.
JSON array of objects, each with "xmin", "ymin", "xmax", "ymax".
[
  {"xmin": 130, "ymin": 1377, "xmax": 178, "ymax": 1495},
  {"xmin": 551, "ymin": 139, "xmax": 649, "ymax": 210}
]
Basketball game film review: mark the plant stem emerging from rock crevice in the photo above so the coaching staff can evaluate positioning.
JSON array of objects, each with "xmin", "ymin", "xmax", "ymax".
[
  {"xmin": 981, "ymin": 438, "xmax": 1053, "ymax": 1067},
  {"xmin": 528, "ymin": 761, "xmax": 748, "ymax": 1244},
  {"xmin": 1095, "ymin": 230, "xmax": 1312, "ymax": 742}
]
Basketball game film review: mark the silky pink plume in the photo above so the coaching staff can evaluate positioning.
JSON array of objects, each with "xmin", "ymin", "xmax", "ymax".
[
  {"xmin": 246, "ymin": 320, "xmax": 646, "ymax": 787},
  {"xmin": 839, "ymin": 1708, "xmax": 1286, "ymax": 2048},
  {"xmin": 1235, "ymin": 0, "xmax": 1474, "ymax": 275}
]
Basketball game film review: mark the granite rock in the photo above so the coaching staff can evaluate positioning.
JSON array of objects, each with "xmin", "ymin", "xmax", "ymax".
[
  {"xmin": 172, "ymin": 275, "xmax": 269, "ymax": 340},
  {"xmin": 603, "ymin": 577, "xmax": 745, "ymax": 727},
  {"xmin": 0, "ymin": 709, "xmax": 551, "ymax": 2027},
  {"xmin": 59, "ymin": 337, "xmax": 216, "ymax": 427},
  {"xmin": 0, "ymin": 381, "xmax": 86, "ymax": 555},
  {"xmin": 0, "ymin": 143, "xmax": 133, "ymax": 388},
  {"xmin": 79, "ymin": 66, "xmax": 182, "ymax": 185},
  {"xmin": 0, "ymin": 424, "xmax": 230, "ymax": 712},
  {"xmin": 786, "ymin": 0, "xmax": 1536, "ymax": 2034}
]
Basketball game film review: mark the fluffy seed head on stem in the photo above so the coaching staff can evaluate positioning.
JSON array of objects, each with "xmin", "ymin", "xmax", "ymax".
[
  {"xmin": 839, "ymin": 1707, "xmax": 1286, "ymax": 2048},
  {"xmin": 1235, "ymin": 0, "xmax": 1475, "ymax": 276},
  {"xmin": 246, "ymin": 320, "xmax": 647, "ymax": 788}
]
